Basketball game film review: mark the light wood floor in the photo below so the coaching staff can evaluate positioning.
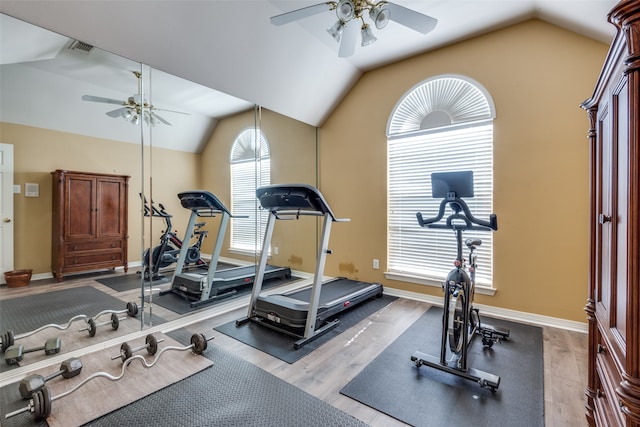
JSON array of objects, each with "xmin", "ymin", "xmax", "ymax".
[{"xmin": 0, "ymin": 272, "xmax": 588, "ymax": 426}]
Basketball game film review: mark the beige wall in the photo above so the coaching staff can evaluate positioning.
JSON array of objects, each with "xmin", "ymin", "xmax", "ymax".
[
  {"xmin": 1, "ymin": 122, "xmax": 200, "ymax": 274},
  {"xmin": 3, "ymin": 19, "xmax": 610, "ymax": 324},
  {"xmin": 317, "ymin": 20, "xmax": 608, "ymax": 323},
  {"xmin": 200, "ymin": 108, "xmax": 318, "ymax": 272}
]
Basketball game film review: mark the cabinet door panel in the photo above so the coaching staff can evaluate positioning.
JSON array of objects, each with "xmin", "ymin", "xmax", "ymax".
[
  {"xmin": 66, "ymin": 176, "xmax": 94, "ymax": 238},
  {"xmin": 598, "ymin": 108, "xmax": 612, "ymax": 312},
  {"xmin": 613, "ymin": 83, "xmax": 628, "ymax": 341},
  {"xmin": 96, "ymin": 179, "xmax": 125, "ymax": 237}
]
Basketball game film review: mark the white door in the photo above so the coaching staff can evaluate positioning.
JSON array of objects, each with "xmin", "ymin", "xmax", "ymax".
[{"xmin": 0, "ymin": 143, "xmax": 14, "ymax": 283}]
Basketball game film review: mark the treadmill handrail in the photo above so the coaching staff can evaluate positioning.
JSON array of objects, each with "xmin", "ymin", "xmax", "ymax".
[
  {"xmin": 256, "ymin": 184, "xmax": 349, "ymax": 222},
  {"xmin": 270, "ymin": 209, "xmax": 350, "ymax": 222}
]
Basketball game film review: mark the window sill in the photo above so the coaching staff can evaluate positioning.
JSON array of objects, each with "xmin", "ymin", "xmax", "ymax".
[
  {"xmin": 384, "ymin": 271, "xmax": 497, "ymax": 296},
  {"xmin": 229, "ymin": 247, "xmax": 270, "ymax": 259}
]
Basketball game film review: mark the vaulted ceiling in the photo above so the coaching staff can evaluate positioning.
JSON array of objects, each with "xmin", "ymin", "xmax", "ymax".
[{"xmin": 0, "ymin": 1, "xmax": 618, "ymax": 152}]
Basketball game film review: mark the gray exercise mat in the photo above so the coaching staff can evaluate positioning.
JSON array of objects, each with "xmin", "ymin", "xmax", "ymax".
[
  {"xmin": 340, "ymin": 307, "xmax": 544, "ymax": 427},
  {"xmin": 0, "ymin": 286, "xmax": 145, "ymax": 335},
  {"xmin": 0, "ymin": 286, "xmax": 165, "ymax": 372}
]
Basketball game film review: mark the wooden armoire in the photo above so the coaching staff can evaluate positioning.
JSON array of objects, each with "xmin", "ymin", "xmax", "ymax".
[
  {"xmin": 581, "ymin": 1, "xmax": 640, "ymax": 425},
  {"xmin": 51, "ymin": 170, "xmax": 129, "ymax": 282}
]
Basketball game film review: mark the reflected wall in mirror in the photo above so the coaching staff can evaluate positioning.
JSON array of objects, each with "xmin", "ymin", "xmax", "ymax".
[
  {"xmin": 0, "ymin": 12, "xmax": 318, "ymax": 375},
  {"xmin": 201, "ymin": 106, "xmax": 318, "ymax": 274}
]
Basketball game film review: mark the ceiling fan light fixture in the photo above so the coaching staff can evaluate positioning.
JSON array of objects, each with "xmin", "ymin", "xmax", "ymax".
[
  {"xmin": 361, "ymin": 23, "xmax": 377, "ymax": 46},
  {"xmin": 370, "ymin": 4, "xmax": 390, "ymax": 29},
  {"xmin": 327, "ymin": 20, "xmax": 345, "ymax": 42},
  {"xmin": 336, "ymin": 0, "xmax": 355, "ymax": 21}
]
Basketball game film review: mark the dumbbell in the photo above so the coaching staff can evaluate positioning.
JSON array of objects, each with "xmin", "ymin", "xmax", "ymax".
[
  {"xmin": 4, "ymin": 338, "xmax": 62, "ymax": 365},
  {"xmin": 111, "ymin": 334, "xmax": 165, "ymax": 363},
  {"xmin": 5, "ymin": 333, "xmax": 213, "ymax": 421},
  {"xmin": 18, "ymin": 358, "xmax": 83, "ymax": 399},
  {"xmin": 1, "ymin": 330, "xmax": 15, "ymax": 352},
  {"xmin": 78, "ymin": 313, "xmax": 122, "ymax": 337}
]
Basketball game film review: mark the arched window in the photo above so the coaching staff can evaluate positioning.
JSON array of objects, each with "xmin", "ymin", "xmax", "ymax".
[
  {"xmin": 230, "ymin": 128, "xmax": 270, "ymax": 253},
  {"xmin": 387, "ymin": 75, "xmax": 496, "ymax": 287}
]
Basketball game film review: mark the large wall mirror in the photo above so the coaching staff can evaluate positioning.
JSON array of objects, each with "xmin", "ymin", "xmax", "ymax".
[{"xmin": 0, "ymin": 13, "xmax": 318, "ymax": 374}]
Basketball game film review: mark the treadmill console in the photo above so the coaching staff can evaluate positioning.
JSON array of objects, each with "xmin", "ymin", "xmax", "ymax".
[
  {"xmin": 256, "ymin": 184, "xmax": 337, "ymax": 220},
  {"xmin": 177, "ymin": 191, "xmax": 230, "ymax": 215}
]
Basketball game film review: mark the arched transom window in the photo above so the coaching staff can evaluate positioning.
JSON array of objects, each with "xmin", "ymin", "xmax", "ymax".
[
  {"xmin": 386, "ymin": 75, "xmax": 496, "ymax": 287},
  {"xmin": 230, "ymin": 128, "xmax": 271, "ymax": 253}
]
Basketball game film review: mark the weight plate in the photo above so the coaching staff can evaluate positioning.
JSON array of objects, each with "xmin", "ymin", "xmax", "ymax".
[
  {"xmin": 1, "ymin": 331, "xmax": 9, "ymax": 352},
  {"xmin": 33, "ymin": 389, "xmax": 43, "ymax": 419},
  {"xmin": 127, "ymin": 302, "xmax": 138, "ymax": 317},
  {"xmin": 120, "ymin": 342, "xmax": 133, "ymax": 361},
  {"xmin": 111, "ymin": 313, "xmax": 119, "ymax": 330},
  {"xmin": 146, "ymin": 334, "xmax": 158, "ymax": 355},
  {"xmin": 190, "ymin": 333, "xmax": 207, "ymax": 354},
  {"xmin": 41, "ymin": 386, "xmax": 52, "ymax": 419},
  {"xmin": 87, "ymin": 318, "xmax": 97, "ymax": 337},
  {"xmin": 7, "ymin": 330, "xmax": 15, "ymax": 350}
]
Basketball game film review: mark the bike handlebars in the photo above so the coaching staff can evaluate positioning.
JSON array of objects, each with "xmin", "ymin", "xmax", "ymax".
[{"xmin": 416, "ymin": 197, "xmax": 497, "ymax": 231}]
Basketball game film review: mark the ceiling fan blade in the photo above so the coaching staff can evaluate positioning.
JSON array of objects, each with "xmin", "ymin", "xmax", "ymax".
[
  {"xmin": 386, "ymin": 2, "xmax": 438, "ymax": 34},
  {"xmin": 81, "ymin": 94, "xmax": 126, "ymax": 106},
  {"xmin": 106, "ymin": 107, "xmax": 128, "ymax": 118},
  {"xmin": 270, "ymin": 2, "xmax": 333, "ymax": 26},
  {"xmin": 153, "ymin": 107, "xmax": 191, "ymax": 116},
  {"xmin": 152, "ymin": 112, "xmax": 172, "ymax": 126},
  {"xmin": 338, "ymin": 21, "xmax": 358, "ymax": 58}
]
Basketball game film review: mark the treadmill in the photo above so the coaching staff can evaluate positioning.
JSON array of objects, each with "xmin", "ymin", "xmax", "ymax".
[
  {"xmin": 160, "ymin": 190, "xmax": 291, "ymax": 308},
  {"xmin": 236, "ymin": 184, "xmax": 383, "ymax": 349}
]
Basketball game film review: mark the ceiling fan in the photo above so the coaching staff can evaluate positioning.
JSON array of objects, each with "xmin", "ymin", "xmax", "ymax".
[
  {"xmin": 81, "ymin": 71, "xmax": 189, "ymax": 126},
  {"xmin": 270, "ymin": 0, "xmax": 437, "ymax": 58}
]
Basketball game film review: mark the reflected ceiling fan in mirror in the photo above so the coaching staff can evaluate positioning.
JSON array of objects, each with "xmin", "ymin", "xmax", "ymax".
[
  {"xmin": 271, "ymin": 0, "xmax": 437, "ymax": 58},
  {"xmin": 81, "ymin": 71, "xmax": 190, "ymax": 126}
]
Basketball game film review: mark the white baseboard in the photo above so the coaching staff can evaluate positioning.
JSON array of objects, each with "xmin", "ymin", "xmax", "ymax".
[{"xmin": 384, "ymin": 287, "xmax": 588, "ymax": 334}]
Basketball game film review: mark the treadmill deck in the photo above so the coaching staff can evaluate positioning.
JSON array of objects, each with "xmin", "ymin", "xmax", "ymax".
[{"xmin": 254, "ymin": 277, "xmax": 383, "ymax": 330}]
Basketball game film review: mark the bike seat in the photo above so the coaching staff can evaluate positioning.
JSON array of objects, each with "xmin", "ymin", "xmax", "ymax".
[{"xmin": 465, "ymin": 238, "xmax": 482, "ymax": 247}]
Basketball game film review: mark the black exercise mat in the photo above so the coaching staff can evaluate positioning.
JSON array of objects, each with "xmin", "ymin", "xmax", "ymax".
[
  {"xmin": 340, "ymin": 307, "xmax": 544, "ymax": 427},
  {"xmin": 215, "ymin": 294, "xmax": 397, "ymax": 364},
  {"xmin": 0, "ymin": 328, "xmax": 368, "ymax": 427},
  {"xmin": 96, "ymin": 274, "xmax": 169, "ymax": 292},
  {"xmin": 145, "ymin": 275, "xmax": 304, "ymax": 315},
  {"xmin": 95, "ymin": 263, "xmax": 236, "ymax": 292},
  {"xmin": 0, "ymin": 286, "xmax": 141, "ymax": 335}
]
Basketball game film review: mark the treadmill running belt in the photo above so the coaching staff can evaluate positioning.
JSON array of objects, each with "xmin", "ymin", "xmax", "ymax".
[
  {"xmin": 255, "ymin": 278, "xmax": 383, "ymax": 330},
  {"xmin": 285, "ymin": 278, "xmax": 377, "ymax": 305}
]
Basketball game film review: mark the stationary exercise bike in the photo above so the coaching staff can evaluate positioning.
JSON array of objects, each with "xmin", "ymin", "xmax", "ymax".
[
  {"xmin": 410, "ymin": 171, "xmax": 510, "ymax": 391},
  {"xmin": 140, "ymin": 194, "xmax": 207, "ymax": 280}
]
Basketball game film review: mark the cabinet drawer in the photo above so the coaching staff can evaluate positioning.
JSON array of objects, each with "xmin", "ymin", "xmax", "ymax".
[
  {"xmin": 64, "ymin": 252, "xmax": 123, "ymax": 267},
  {"xmin": 66, "ymin": 240, "xmax": 123, "ymax": 252},
  {"xmin": 594, "ymin": 337, "xmax": 625, "ymax": 426}
]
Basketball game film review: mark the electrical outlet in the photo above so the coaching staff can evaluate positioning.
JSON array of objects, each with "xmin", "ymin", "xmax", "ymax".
[
  {"xmin": 373, "ymin": 259, "xmax": 379, "ymax": 270},
  {"xmin": 273, "ymin": 247, "xmax": 279, "ymax": 255}
]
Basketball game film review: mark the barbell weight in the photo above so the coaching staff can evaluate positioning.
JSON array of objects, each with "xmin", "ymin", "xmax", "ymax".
[
  {"xmin": 5, "ymin": 333, "xmax": 213, "ymax": 421},
  {"xmin": 18, "ymin": 358, "xmax": 83, "ymax": 399},
  {"xmin": 0, "ymin": 302, "xmax": 138, "ymax": 353},
  {"xmin": 78, "ymin": 313, "xmax": 122, "ymax": 337},
  {"xmin": 0, "ymin": 330, "xmax": 14, "ymax": 352},
  {"xmin": 111, "ymin": 334, "xmax": 165, "ymax": 363}
]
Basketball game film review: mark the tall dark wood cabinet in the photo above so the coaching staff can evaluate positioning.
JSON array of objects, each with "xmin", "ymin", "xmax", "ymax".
[
  {"xmin": 51, "ymin": 170, "xmax": 129, "ymax": 282},
  {"xmin": 581, "ymin": 1, "xmax": 640, "ymax": 425}
]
